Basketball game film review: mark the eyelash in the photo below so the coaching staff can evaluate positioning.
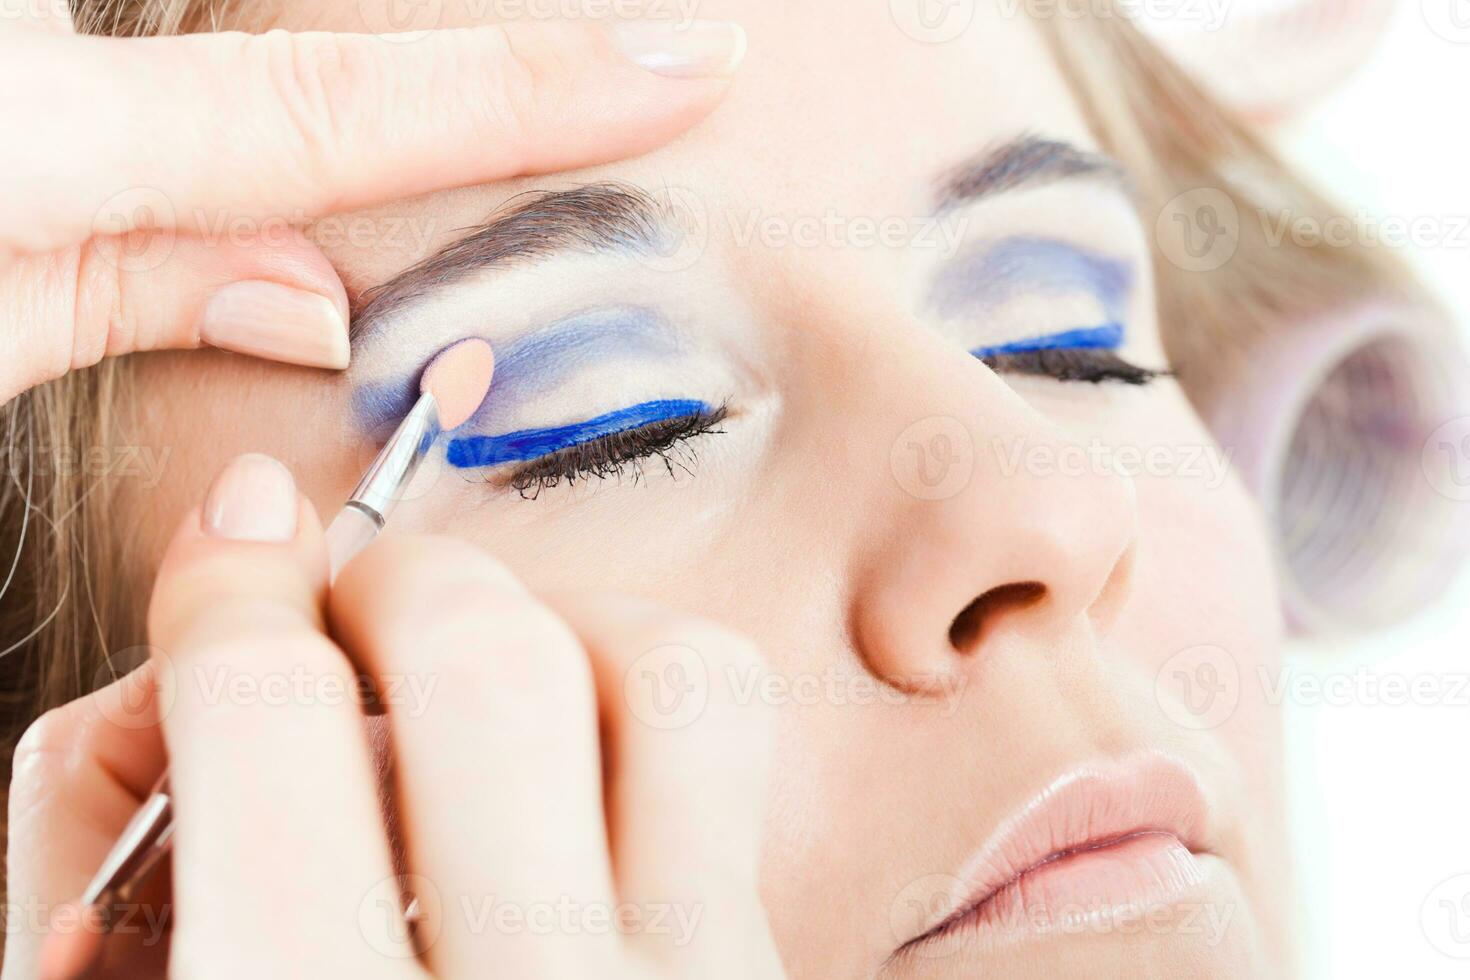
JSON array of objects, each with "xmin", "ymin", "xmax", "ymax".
[
  {"xmin": 493, "ymin": 347, "xmax": 1156, "ymax": 497},
  {"xmin": 981, "ymin": 348, "xmax": 1164, "ymax": 385},
  {"xmin": 500, "ymin": 404, "xmax": 730, "ymax": 499}
]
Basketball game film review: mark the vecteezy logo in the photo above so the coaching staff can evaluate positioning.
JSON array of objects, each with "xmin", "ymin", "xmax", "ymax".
[
  {"xmin": 1422, "ymin": 873, "xmax": 1470, "ymax": 958},
  {"xmin": 636, "ymin": 185, "xmax": 710, "ymax": 274},
  {"xmin": 358, "ymin": 873, "xmax": 442, "ymax": 959},
  {"xmin": 1422, "ymin": 0, "xmax": 1470, "ymax": 43},
  {"xmin": 888, "ymin": 874, "xmax": 966, "ymax": 959},
  {"xmin": 889, "ymin": 0, "xmax": 977, "ymax": 43},
  {"xmin": 890, "ymin": 416, "xmax": 974, "ymax": 501},
  {"xmin": 1155, "ymin": 188, "xmax": 1240, "ymax": 272},
  {"xmin": 1154, "ymin": 644, "xmax": 1240, "ymax": 730},
  {"xmin": 357, "ymin": 0, "xmax": 443, "ymax": 40},
  {"xmin": 625, "ymin": 644, "xmax": 709, "ymax": 730},
  {"xmin": 92, "ymin": 187, "xmax": 177, "ymax": 273},
  {"xmin": 91, "ymin": 646, "xmax": 175, "ymax": 730},
  {"xmin": 1422, "ymin": 417, "xmax": 1470, "ymax": 501}
]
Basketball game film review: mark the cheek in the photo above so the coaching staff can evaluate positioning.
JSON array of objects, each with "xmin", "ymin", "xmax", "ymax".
[
  {"xmin": 1126, "ymin": 467, "xmax": 1285, "ymax": 767},
  {"xmin": 1109, "ymin": 386, "xmax": 1284, "ymax": 690},
  {"xmin": 1117, "ymin": 421, "xmax": 1291, "ymax": 858},
  {"xmin": 1130, "ymin": 471, "xmax": 1282, "ymax": 669}
]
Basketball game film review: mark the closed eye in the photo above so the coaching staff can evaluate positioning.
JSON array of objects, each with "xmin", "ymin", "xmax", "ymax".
[
  {"xmin": 971, "ymin": 324, "xmax": 1164, "ymax": 385},
  {"xmin": 982, "ymin": 348, "xmax": 1163, "ymax": 384},
  {"xmin": 447, "ymin": 400, "xmax": 729, "ymax": 499}
]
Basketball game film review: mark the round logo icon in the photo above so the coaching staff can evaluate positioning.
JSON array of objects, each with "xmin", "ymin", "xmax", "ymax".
[
  {"xmin": 624, "ymin": 644, "xmax": 709, "ymax": 730},
  {"xmin": 1154, "ymin": 644, "xmax": 1240, "ymax": 730},
  {"xmin": 92, "ymin": 187, "xmax": 177, "ymax": 274},
  {"xmin": 1155, "ymin": 187, "xmax": 1240, "ymax": 273},
  {"xmin": 358, "ymin": 873, "xmax": 443, "ymax": 959},
  {"xmin": 91, "ymin": 646, "xmax": 174, "ymax": 731},
  {"xmin": 1422, "ymin": 416, "xmax": 1470, "ymax": 502},
  {"xmin": 889, "ymin": 873, "xmax": 966, "ymax": 958},
  {"xmin": 357, "ymin": 0, "xmax": 444, "ymax": 40},
  {"xmin": 1422, "ymin": 873, "xmax": 1470, "ymax": 959},
  {"xmin": 1422, "ymin": 0, "xmax": 1470, "ymax": 44},
  {"xmin": 890, "ymin": 416, "xmax": 974, "ymax": 501},
  {"xmin": 635, "ymin": 185, "xmax": 711, "ymax": 275},
  {"xmin": 889, "ymin": 0, "xmax": 978, "ymax": 44},
  {"xmin": 350, "ymin": 420, "xmax": 449, "ymax": 506}
]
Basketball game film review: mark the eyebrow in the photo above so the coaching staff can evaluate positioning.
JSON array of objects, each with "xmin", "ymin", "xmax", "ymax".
[
  {"xmin": 352, "ymin": 183, "xmax": 674, "ymax": 339},
  {"xmin": 351, "ymin": 136, "xmax": 1129, "ymax": 340},
  {"xmin": 935, "ymin": 135, "xmax": 1130, "ymax": 211}
]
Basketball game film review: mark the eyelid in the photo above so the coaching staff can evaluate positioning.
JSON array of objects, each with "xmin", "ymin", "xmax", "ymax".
[
  {"xmin": 446, "ymin": 399, "xmax": 712, "ymax": 469},
  {"xmin": 969, "ymin": 322, "xmax": 1122, "ymax": 359},
  {"xmin": 929, "ymin": 236, "xmax": 1134, "ymax": 323}
]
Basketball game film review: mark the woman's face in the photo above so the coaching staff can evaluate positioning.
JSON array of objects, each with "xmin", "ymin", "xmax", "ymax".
[{"xmin": 131, "ymin": 1, "xmax": 1291, "ymax": 976}]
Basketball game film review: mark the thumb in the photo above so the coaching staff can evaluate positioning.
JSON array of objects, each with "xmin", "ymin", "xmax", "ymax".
[
  {"xmin": 0, "ymin": 224, "xmax": 351, "ymax": 403},
  {"xmin": 3, "ymin": 19, "xmax": 747, "ymax": 254}
]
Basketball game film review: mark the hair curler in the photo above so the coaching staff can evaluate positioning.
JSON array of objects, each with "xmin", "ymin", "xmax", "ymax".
[{"xmin": 1207, "ymin": 300, "xmax": 1470, "ymax": 633}]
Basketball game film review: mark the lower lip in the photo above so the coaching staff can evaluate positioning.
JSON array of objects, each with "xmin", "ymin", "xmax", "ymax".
[{"xmin": 973, "ymin": 831, "xmax": 1207, "ymax": 932}]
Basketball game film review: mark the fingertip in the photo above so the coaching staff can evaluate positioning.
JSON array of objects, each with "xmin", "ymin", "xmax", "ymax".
[
  {"xmin": 150, "ymin": 455, "xmax": 330, "ymax": 644},
  {"xmin": 199, "ymin": 281, "xmax": 350, "ymax": 371},
  {"xmin": 607, "ymin": 19, "xmax": 748, "ymax": 80}
]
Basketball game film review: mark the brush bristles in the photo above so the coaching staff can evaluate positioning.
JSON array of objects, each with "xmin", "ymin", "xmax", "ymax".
[{"xmin": 420, "ymin": 338, "xmax": 495, "ymax": 430}]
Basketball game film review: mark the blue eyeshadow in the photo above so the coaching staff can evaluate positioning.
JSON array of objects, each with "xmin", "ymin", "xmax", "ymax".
[
  {"xmin": 353, "ymin": 305, "xmax": 677, "ymax": 435},
  {"xmin": 930, "ymin": 236, "xmax": 1133, "ymax": 324},
  {"xmin": 970, "ymin": 323, "xmax": 1122, "ymax": 359},
  {"xmin": 476, "ymin": 307, "xmax": 677, "ymax": 429},
  {"xmin": 447, "ymin": 399, "xmax": 711, "ymax": 469}
]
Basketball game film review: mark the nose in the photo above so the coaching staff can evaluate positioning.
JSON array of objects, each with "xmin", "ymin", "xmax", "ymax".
[{"xmin": 851, "ymin": 376, "xmax": 1139, "ymax": 691}]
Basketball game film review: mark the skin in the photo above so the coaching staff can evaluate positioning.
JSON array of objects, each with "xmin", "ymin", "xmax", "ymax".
[
  {"xmin": 0, "ymin": 7, "xmax": 743, "ymax": 979},
  {"xmin": 3, "ymin": 1, "xmax": 1294, "ymax": 978}
]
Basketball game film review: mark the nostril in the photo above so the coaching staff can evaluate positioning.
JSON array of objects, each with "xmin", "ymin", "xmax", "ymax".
[{"xmin": 948, "ymin": 581, "xmax": 1046, "ymax": 652}]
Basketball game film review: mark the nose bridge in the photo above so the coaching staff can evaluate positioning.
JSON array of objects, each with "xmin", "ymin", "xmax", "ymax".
[{"xmin": 852, "ymin": 352, "xmax": 1139, "ymax": 689}]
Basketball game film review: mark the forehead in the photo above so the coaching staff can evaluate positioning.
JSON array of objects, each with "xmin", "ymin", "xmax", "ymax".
[{"xmin": 258, "ymin": 0, "xmax": 1098, "ymax": 295}]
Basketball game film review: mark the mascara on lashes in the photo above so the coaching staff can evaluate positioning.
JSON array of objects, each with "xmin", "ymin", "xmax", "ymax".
[{"xmin": 446, "ymin": 399, "xmax": 713, "ymax": 469}]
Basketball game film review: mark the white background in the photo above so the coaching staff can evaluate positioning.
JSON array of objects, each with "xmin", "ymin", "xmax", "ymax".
[{"xmin": 1147, "ymin": 1, "xmax": 1470, "ymax": 975}]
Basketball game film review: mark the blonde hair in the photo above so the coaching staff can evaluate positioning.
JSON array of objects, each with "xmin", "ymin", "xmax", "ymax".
[
  {"xmin": 69, "ymin": 0, "xmax": 216, "ymax": 34},
  {"xmin": 0, "ymin": 0, "xmax": 1433, "ymax": 888}
]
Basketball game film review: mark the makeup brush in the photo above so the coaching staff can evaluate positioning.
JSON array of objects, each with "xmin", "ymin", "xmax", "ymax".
[
  {"xmin": 78, "ymin": 338, "xmax": 496, "ymax": 917},
  {"xmin": 325, "ymin": 337, "xmax": 497, "ymax": 577}
]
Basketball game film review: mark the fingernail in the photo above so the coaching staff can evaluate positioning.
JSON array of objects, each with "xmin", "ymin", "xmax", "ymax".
[
  {"xmin": 611, "ymin": 20, "xmax": 747, "ymax": 79},
  {"xmin": 200, "ymin": 281, "xmax": 350, "ymax": 370},
  {"xmin": 202, "ymin": 454, "xmax": 298, "ymax": 542}
]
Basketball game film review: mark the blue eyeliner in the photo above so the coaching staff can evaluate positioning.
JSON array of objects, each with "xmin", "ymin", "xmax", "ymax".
[
  {"xmin": 927, "ymin": 235, "xmax": 1134, "ymax": 360},
  {"xmin": 447, "ymin": 399, "xmax": 711, "ymax": 469},
  {"xmin": 971, "ymin": 323, "xmax": 1123, "ymax": 359}
]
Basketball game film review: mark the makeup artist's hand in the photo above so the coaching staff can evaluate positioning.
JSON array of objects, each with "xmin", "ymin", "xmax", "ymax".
[
  {"xmin": 0, "ymin": 6, "xmax": 745, "ymax": 404},
  {"xmin": 3, "ymin": 664, "xmax": 173, "ymax": 980},
  {"xmin": 19, "ymin": 453, "xmax": 784, "ymax": 979}
]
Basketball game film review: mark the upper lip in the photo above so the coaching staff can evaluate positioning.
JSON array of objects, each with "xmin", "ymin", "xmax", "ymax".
[{"xmin": 908, "ymin": 752, "xmax": 1212, "ymax": 945}]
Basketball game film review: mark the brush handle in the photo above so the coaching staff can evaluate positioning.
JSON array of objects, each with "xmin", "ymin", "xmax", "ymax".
[{"xmin": 81, "ymin": 503, "xmax": 379, "ymax": 915}]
